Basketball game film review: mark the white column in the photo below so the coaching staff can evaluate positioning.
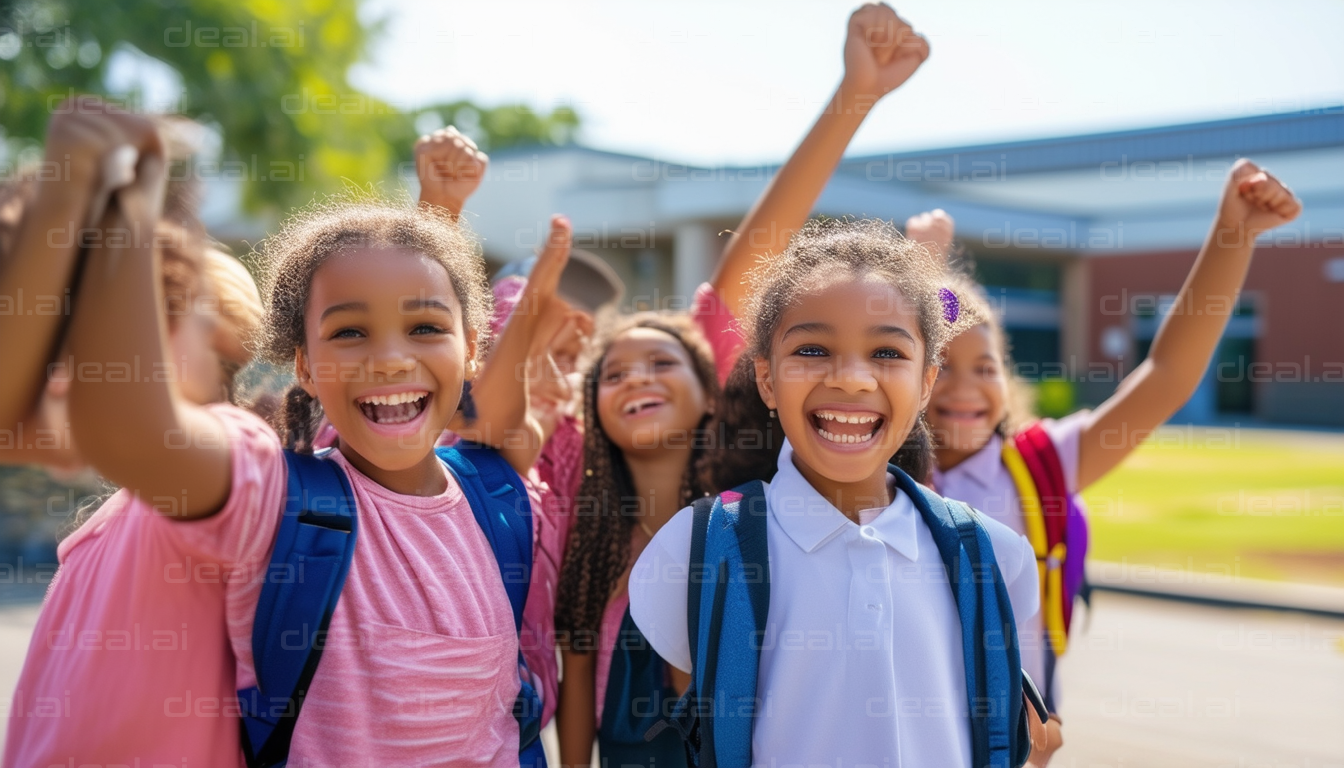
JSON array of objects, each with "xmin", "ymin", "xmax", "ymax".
[{"xmin": 673, "ymin": 221, "xmax": 715, "ymax": 308}]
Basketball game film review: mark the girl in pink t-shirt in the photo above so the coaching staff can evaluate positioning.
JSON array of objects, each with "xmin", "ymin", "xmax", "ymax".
[
  {"xmin": 1, "ymin": 104, "xmax": 266, "ymax": 768},
  {"xmin": 7, "ymin": 101, "xmax": 577, "ymax": 767}
]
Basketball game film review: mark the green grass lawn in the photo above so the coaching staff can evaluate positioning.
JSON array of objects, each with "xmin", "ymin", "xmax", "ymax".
[{"xmin": 1081, "ymin": 426, "xmax": 1344, "ymax": 586}]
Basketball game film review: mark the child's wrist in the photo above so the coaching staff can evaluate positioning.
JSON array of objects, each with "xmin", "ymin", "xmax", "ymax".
[
  {"xmin": 830, "ymin": 83, "xmax": 878, "ymax": 122},
  {"xmin": 419, "ymin": 194, "xmax": 465, "ymax": 217}
]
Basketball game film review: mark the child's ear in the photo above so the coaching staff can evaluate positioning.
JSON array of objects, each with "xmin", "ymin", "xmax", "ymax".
[
  {"xmin": 293, "ymin": 346, "xmax": 318, "ymax": 399},
  {"xmin": 918, "ymin": 362, "xmax": 939, "ymax": 412},
  {"xmin": 753, "ymin": 356, "xmax": 778, "ymax": 410}
]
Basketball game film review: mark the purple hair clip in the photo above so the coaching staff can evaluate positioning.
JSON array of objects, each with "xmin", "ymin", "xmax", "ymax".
[{"xmin": 939, "ymin": 287, "xmax": 960, "ymax": 324}]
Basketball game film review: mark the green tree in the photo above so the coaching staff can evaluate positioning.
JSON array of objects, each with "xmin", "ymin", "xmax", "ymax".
[{"xmin": 0, "ymin": 0, "xmax": 579, "ymax": 214}]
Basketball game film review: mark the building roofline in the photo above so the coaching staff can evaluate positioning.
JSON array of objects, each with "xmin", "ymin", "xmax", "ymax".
[{"xmin": 840, "ymin": 108, "xmax": 1344, "ymax": 176}]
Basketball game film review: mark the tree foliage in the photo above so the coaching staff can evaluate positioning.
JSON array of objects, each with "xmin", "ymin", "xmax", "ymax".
[{"xmin": 0, "ymin": 0, "xmax": 579, "ymax": 213}]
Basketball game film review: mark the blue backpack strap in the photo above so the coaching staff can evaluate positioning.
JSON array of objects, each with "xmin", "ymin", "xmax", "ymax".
[
  {"xmin": 891, "ymin": 465, "xmax": 1027, "ymax": 768},
  {"xmin": 663, "ymin": 494, "xmax": 716, "ymax": 765},
  {"xmin": 238, "ymin": 449, "xmax": 358, "ymax": 768},
  {"xmin": 675, "ymin": 482, "xmax": 770, "ymax": 768},
  {"xmin": 435, "ymin": 443, "xmax": 545, "ymax": 766}
]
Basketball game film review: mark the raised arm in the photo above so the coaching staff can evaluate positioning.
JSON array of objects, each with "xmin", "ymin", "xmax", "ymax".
[
  {"xmin": 711, "ymin": 3, "xmax": 930, "ymax": 316},
  {"xmin": 452, "ymin": 216, "xmax": 572, "ymax": 474},
  {"xmin": 1076, "ymin": 160, "xmax": 1301, "ymax": 489},
  {"xmin": 0, "ymin": 99, "xmax": 159, "ymax": 429},
  {"xmin": 65, "ymin": 134, "xmax": 233, "ymax": 520}
]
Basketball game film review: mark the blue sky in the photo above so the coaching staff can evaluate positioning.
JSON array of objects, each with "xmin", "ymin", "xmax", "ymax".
[{"xmin": 350, "ymin": 0, "xmax": 1344, "ymax": 166}]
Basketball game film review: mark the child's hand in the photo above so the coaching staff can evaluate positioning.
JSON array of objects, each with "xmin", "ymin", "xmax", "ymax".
[
  {"xmin": 905, "ymin": 208, "xmax": 955, "ymax": 262},
  {"xmin": 45, "ymin": 96, "xmax": 164, "ymax": 189},
  {"xmin": 1218, "ymin": 159, "xmax": 1302, "ymax": 237},
  {"xmin": 415, "ymin": 126, "xmax": 488, "ymax": 216},
  {"xmin": 519, "ymin": 215, "xmax": 574, "ymax": 321},
  {"xmin": 842, "ymin": 3, "xmax": 930, "ymax": 103},
  {"xmin": 1025, "ymin": 712, "xmax": 1064, "ymax": 768}
]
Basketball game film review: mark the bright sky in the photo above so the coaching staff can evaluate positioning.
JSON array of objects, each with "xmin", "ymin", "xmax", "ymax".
[{"xmin": 352, "ymin": 0, "xmax": 1344, "ymax": 167}]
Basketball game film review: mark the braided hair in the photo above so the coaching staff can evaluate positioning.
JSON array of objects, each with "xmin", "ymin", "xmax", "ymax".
[{"xmin": 554, "ymin": 312, "xmax": 719, "ymax": 649}]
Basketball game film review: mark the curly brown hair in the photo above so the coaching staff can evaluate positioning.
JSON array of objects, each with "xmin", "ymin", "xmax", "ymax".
[
  {"xmin": 254, "ymin": 198, "xmax": 492, "ymax": 452},
  {"xmin": 711, "ymin": 218, "xmax": 985, "ymax": 485},
  {"xmin": 554, "ymin": 312, "xmax": 719, "ymax": 648}
]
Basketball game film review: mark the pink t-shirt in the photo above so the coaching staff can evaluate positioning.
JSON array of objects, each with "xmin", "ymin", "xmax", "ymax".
[
  {"xmin": 7, "ymin": 404, "xmax": 524, "ymax": 768},
  {"xmin": 3, "ymin": 408, "xmax": 246, "ymax": 767},
  {"xmin": 691, "ymin": 282, "xmax": 744, "ymax": 385}
]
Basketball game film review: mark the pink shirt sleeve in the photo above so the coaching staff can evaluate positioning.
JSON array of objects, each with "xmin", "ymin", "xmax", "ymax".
[
  {"xmin": 170, "ymin": 403, "xmax": 288, "ymax": 568},
  {"xmin": 691, "ymin": 282, "xmax": 744, "ymax": 385}
]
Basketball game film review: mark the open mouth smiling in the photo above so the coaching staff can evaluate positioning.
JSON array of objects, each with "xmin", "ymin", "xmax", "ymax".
[
  {"xmin": 621, "ymin": 395, "xmax": 667, "ymax": 417},
  {"xmin": 356, "ymin": 390, "xmax": 432, "ymax": 425},
  {"xmin": 809, "ymin": 409, "xmax": 886, "ymax": 445}
]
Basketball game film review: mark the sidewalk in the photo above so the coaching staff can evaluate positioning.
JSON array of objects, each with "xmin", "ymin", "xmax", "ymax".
[{"xmin": 1087, "ymin": 560, "xmax": 1344, "ymax": 618}]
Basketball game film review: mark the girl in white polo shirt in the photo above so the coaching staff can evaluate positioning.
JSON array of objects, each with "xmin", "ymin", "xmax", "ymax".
[{"xmin": 630, "ymin": 218, "xmax": 1045, "ymax": 767}]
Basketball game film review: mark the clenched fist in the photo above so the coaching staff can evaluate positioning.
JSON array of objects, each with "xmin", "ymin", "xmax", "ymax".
[
  {"xmin": 905, "ymin": 208, "xmax": 955, "ymax": 262},
  {"xmin": 843, "ymin": 3, "xmax": 930, "ymax": 107},
  {"xmin": 415, "ymin": 126, "xmax": 488, "ymax": 217},
  {"xmin": 1217, "ymin": 159, "xmax": 1302, "ymax": 238}
]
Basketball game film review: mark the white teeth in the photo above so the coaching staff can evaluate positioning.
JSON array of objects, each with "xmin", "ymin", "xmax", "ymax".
[
  {"xmin": 358, "ymin": 391, "xmax": 428, "ymax": 406},
  {"xmin": 623, "ymin": 397, "xmax": 663, "ymax": 415},
  {"xmin": 814, "ymin": 411, "xmax": 879, "ymax": 424},
  {"xmin": 816, "ymin": 427, "xmax": 877, "ymax": 445}
]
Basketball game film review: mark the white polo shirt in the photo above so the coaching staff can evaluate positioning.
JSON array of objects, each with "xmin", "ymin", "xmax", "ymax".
[{"xmin": 629, "ymin": 439, "xmax": 1039, "ymax": 767}]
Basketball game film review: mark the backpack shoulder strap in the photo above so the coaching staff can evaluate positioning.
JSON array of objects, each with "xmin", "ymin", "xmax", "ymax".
[
  {"xmin": 891, "ymin": 465, "xmax": 1026, "ymax": 768},
  {"xmin": 1013, "ymin": 423, "xmax": 1068, "ymax": 547},
  {"xmin": 678, "ymin": 482, "xmax": 770, "ymax": 768},
  {"xmin": 239, "ymin": 449, "xmax": 358, "ymax": 768},
  {"xmin": 687, "ymin": 494, "xmax": 715, "ymax": 676},
  {"xmin": 436, "ymin": 443, "xmax": 545, "ymax": 765},
  {"xmin": 436, "ymin": 443, "xmax": 532, "ymax": 630}
]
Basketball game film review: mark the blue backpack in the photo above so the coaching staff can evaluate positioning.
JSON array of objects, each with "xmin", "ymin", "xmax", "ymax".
[
  {"xmin": 236, "ymin": 443, "xmax": 546, "ymax": 768},
  {"xmin": 667, "ymin": 465, "xmax": 1035, "ymax": 768}
]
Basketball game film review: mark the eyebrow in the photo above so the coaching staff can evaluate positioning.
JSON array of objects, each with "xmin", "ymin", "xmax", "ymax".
[
  {"xmin": 781, "ymin": 322, "xmax": 916, "ymax": 343},
  {"xmin": 320, "ymin": 301, "xmax": 366, "ymax": 321},
  {"xmin": 872, "ymin": 325, "xmax": 917, "ymax": 343},
  {"xmin": 781, "ymin": 322, "xmax": 832, "ymax": 340},
  {"xmin": 401, "ymin": 297, "xmax": 455, "ymax": 314},
  {"xmin": 319, "ymin": 297, "xmax": 456, "ymax": 322}
]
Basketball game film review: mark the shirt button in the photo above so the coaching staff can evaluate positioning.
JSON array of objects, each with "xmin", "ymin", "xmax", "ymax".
[
  {"xmin": 860, "ymin": 526, "xmax": 876, "ymax": 538},
  {"xmin": 867, "ymin": 603, "xmax": 881, "ymax": 612}
]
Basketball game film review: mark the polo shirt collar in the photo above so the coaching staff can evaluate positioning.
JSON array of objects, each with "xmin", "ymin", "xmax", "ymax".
[
  {"xmin": 768, "ymin": 439, "xmax": 920, "ymax": 561},
  {"xmin": 931, "ymin": 430, "xmax": 1005, "ymax": 494}
]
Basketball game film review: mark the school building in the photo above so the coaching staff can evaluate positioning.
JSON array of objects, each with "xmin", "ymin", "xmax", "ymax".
[{"xmin": 458, "ymin": 109, "xmax": 1344, "ymax": 428}]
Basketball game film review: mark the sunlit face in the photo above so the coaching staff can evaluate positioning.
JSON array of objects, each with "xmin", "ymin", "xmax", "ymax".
[
  {"xmin": 296, "ymin": 247, "xmax": 476, "ymax": 473},
  {"xmin": 595, "ymin": 327, "xmax": 709, "ymax": 454},
  {"xmin": 927, "ymin": 324, "xmax": 1009, "ymax": 462},
  {"xmin": 755, "ymin": 274, "xmax": 938, "ymax": 488}
]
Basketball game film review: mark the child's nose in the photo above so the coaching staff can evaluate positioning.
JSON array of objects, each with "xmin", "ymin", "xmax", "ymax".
[
  {"xmin": 367, "ymin": 339, "xmax": 417, "ymax": 376},
  {"xmin": 624, "ymin": 362, "xmax": 655, "ymax": 385},
  {"xmin": 827, "ymin": 355, "xmax": 878, "ymax": 393}
]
